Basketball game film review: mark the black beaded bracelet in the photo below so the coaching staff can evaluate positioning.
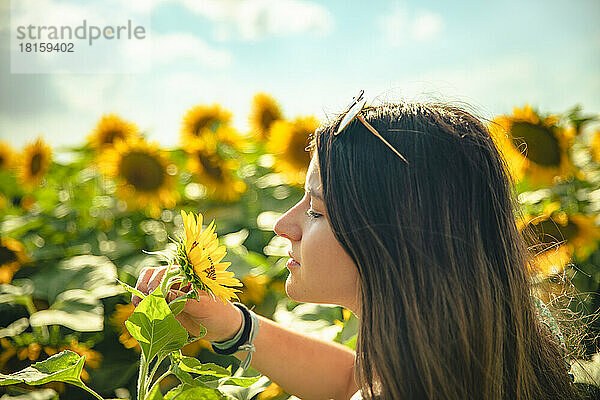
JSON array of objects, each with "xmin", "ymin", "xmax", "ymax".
[{"xmin": 211, "ymin": 302, "xmax": 252, "ymax": 355}]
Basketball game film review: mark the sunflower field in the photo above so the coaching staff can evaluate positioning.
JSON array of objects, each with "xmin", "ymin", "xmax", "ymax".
[{"xmin": 1, "ymin": 95, "xmax": 600, "ymax": 399}]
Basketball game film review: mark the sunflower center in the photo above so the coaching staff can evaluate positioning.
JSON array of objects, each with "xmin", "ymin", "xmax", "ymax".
[
  {"xmin": 291, "ymin": 132, "xmax": 311, "ymax": 167},
  {"xmin": 0, "ymin": 155, "xmax": 5, "ymax": 168},
  {"xmin": 261, "ymin": 109, "xmax": 278, "ymax": 131},
  {"xmin": 30, "ymin": 153, "xmax": 43, "ymax": 176},
  {"xmin": 119, "ymin": 151, "xmax": 165, "ymax": 191},
  {"xmin": 510, "ymin": 122, "xmax": 561, "ymax": 167},
  {"xmin": 0, "ymin": 246, "xmax": 17, "ymax": 264},
  {"xmin": 197, "ymin": 153, "xmax": 224, "ymax": 180},
  {"xmin": 533, "ymin": 219, "xmax": 579, "ymax": 249},
  {"xmin": 194, "ymin": 117, "xmax": 221, "ymax": 136},
  {"xmin": 103, "ymin": 130, "xmax": 124, "ymax": 145}
]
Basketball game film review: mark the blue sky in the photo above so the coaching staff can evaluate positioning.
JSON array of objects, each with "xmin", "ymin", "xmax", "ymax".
[{"xmin": 1, "ymin": 0, "xmax": 599, "ymax": 154}]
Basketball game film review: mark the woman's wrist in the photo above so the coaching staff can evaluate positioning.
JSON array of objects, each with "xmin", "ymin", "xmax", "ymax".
[
  {"xmin": 215, "ymin": 305, "xmax": 244, "ymax": 343},
  {"xmin": 209, "ymin": 303, "xmax": 260, "ymax": 374}
]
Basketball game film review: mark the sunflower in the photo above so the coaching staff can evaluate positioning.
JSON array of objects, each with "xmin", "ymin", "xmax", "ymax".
[
  {"xmin": 266, "ymin": 116, "xmax": 318, "ymax": 186},
  {"xmin": 238, "ymin": 273, "xmax": 269, "ymax": 305},
  {"xmin": 0, "ymin": 237, "xmax": 28, "ymax": 284},
  {"xmin": 256, "ymin": 382, "xmax": 286, "ymax": 400},
  {"xmin": 110, "ymin": 303, "xmax": 140, "ymax": 352},
  {"xmin": 215, "ymin": 124, "xmax": 251, "ymax": 152},
  {"xmin": 0, "ymin": 338, "xmax": 100, "ymax": 383},
  {"xmin": 0, "ymin": 141, "xmax": 16, "ymax": 171},
  {"xmin": 518, "ymin": 203, "xmax": 600, "ymax": 276},
  {"xmin": 181, "ymin": 337, "xmax": 213, "ymax": 356},
  {"xmin": 19, "ymin": 195, "xmax": 36, "ymax": 212},
  {"xmin": 87, "ymin": 114, "xmax": 140, "ymax": 151},
  {"xmin": 61, "ymin": 339, "xmax": 102, "ymax": 370},
  {"xmin": 97, "ymin": 137, "xmax": 178, "ymax": 218},
  {"xmin": 591, "ymin": 130, "xmax": 600, "ymax": 164},
  {"xmin": 175, "ymin": 210, "xmax": 243, "ymax": 305},
  {"xmin": 180, "ymin": 104, "xmax": 232, "ymax": 144},
  {"xmin": 249, "ymin": 93, "xmax": 283, "ymax": 141},
  {"xmin": 489, "ymin": 105, "xmax": 577, "ymax": 187},
  {"xmin": 185, "ymin": 139, "xmax": 247, "ymax": 203},
  {"xmin": 17, "ymin": 137, "xmax": 52, "ymax": 188}
]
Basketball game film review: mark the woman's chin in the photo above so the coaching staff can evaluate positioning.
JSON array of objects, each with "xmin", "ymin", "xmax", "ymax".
[{"xmin": 284, "ymin": 278, "xmax": 302, "ymax": 302}]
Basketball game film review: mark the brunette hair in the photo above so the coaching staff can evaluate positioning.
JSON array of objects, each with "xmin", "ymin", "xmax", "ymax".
[{"xmin": 307, "ymin": 101, "xmax": 585, "ymax": 399}]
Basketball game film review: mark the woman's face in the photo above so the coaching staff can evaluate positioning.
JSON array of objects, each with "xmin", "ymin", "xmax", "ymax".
[{"xmin": 273, "ymin": 154, "xmax": 361, "ymax": 316}]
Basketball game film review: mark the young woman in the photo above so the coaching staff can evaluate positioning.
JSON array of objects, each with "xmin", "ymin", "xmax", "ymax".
[{"xmin": 134, "ymin": 92, "xmax": 581, "ymax": 399}]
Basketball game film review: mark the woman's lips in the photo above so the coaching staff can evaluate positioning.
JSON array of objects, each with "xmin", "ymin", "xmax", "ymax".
[{"xmin": 287, "ymin": 250, "xmax": 301, "ymax": 268}]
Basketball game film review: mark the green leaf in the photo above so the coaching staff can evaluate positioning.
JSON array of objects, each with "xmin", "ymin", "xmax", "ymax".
[
  {"xmin": 117, "ymin": 279, "xmax": 147, "ymax": 301},
  {"xmin": 0, "ymin": 350, "xmax": 103, "ymax": 399},
  {"xmin": 50, "ymin": 289, "xmax": 103, "ymax": 313},
  {"xmin": 218, "ymin": 375, "xmax": 271, "ymax": 400},
  {"xmin": 172, "ymin": 362, "xmax": 196, "ymax": 386},
  {"xmin": 178, "ymin": 357, "xmax": 231, "ymax": 378},
  {"xmin": 146, "ymin": 384, "xmax": 165, "ymax": 400},
  {"xmin": 0, "ymin": 388, "xmax": 59, "ymax": 400},
  {"xmin": 0, "ymin": 280, "xmax": 34, "ymax": 307},
  {"xmin": 124, "ymin": 287, "xmax": 188, "ymax": 363},
  {"xmin": 218, "ymin": 376, "xmax": 261, "ymax": 388},
  {"xmin": 0, "ymin": 317, "xmax": 29, "ymax": 339},
  {"xmin": 164, "ymin": 384, "xmax": 223, "ymax": 400},
  {"xmin": 168, "ymin": 297, "xmax": 187, "ymax": 316},
  {"xmin": 29, "ymin": 309, "xmax": 104, "ymax": 332},
  {"xmin": 29, "ymin": 289, "xmax": 105, "ymax": 331},
  {"xmin": 171, "ymin": 387, "xmax": 224, "ymax": 400},
  {"xmin": 176, "ymin": 357, "xmax": 258, "ymax": 389},
  {"xmin": 31, "ymin": 255, "xmax": 123, "ymax": 303}
]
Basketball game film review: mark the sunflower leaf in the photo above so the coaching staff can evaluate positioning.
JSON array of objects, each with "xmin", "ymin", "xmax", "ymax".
[
  {"xmin": 168, "ymin": 296, "xmax": 187, "ymax": 316},
  {"xmin": 146, "ymin": 384, "xmax": 166, "ymax": 400},
  {"xmin": 178, "ymin": 357, "xmax": 231, "ymax": 378},
  {"xmin": 0, "ymin": 350, "xmax": 103, "ymax": 399},
  {"xmin": 164, "ymin": 385, "xmax": 223, "ymax": 400},
  {"xmin": 124, "ymin": 287, "xmax": 188, "ymax": 363},
  {"xmin": 218, "ymin": 375, "xmax": 261, "ymax": 388},
  {"xmin": 117, "ymin": 279, "xmax": 147, "ymax": 301}
]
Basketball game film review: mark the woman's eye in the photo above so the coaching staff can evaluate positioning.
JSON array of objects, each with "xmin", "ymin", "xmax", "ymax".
[{"xmin": 306, "ymin": 209, "xmax": 322, "ymax": 219}]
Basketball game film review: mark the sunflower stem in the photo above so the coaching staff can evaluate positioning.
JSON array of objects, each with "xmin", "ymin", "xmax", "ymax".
[
  {"xmin": 165, "ymin": 277, "xmax": 183, "ymax": 294},
  {"xmin": 145, "ymin": 354, "xmax": 167, "ymax": 394},
  {"xmin": 146, "ymin": 367, "xmax": 172, "ymax": 398},
  {"xmin": 137, "ymin": 353, "xmax": 149, "ymax": 400},
  {"xmin": 23, "ymin": 296, "xmax": 49, "ymax": 341},
  {"xmin": 160, "ymin": 267, "xmax": 180, "ymax": 297}
]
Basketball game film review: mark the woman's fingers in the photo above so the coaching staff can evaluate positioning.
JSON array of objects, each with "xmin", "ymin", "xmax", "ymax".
[
  {"xmin": 167, "ymin": 288, "xmax": 185, "ymax": 302},
  {"xmin": 148, "ymin": 268, "xmax": 166, "ymax": 293},
  {"xmin": 132, "ymin": 267, "xmax": 156, "ymax": 306},
  {"xmin": 174, "ymin": 312, "xmax": 205, "ymax": 337}
]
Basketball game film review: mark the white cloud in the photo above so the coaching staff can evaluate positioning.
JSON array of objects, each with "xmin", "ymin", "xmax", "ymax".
[
  {"xmin": 172, "ymin": 0, "xmax": 334, "ymax": 41},
  {"xmin": 411, "ymin": 11, "xmax": 443, "ymax": 41},
  {"xmin": 353, "ymin": 55, "xmax": 538, "ymax": 121},
  {"xmin": 379, "ymin": 5, "xmax": 444, "ymax": 46},
  {"xmin": 120, "ymin": 32, "xmax": 233, "ymax": 70},
  {"xmin": 9, "ymin": 0, "xmax": 153, "ymax": 31}
]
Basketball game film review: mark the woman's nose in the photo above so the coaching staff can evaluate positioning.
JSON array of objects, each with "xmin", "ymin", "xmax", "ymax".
[{"xmin": 273, "ymin": 208, "xmax": 301, "ymax": 242}]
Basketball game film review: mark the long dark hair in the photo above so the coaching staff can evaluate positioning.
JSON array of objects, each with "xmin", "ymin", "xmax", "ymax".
[{"xmin": 308, "ymin": 101, "xmax": 581, "ymax": 399}]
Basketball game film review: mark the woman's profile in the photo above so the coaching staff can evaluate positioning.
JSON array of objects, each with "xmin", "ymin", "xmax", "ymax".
[{"xmin": 134, "ymin": 92, "xmax": 585, "ymax": 399}]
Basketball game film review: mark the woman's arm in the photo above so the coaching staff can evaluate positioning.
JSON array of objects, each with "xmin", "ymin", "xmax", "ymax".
[
  {"xmin": 231, "ymin": 313, "xmax": 359, "ymax": 400},
  {"xmin": 135, "ymin": 267, "xmax": 358, "ymax": 399}
]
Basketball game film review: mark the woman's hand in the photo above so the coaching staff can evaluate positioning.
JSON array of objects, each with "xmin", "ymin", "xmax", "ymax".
[{"xmin": 132, "ymin": 266, "xmax": 243, "ymax": 342}]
